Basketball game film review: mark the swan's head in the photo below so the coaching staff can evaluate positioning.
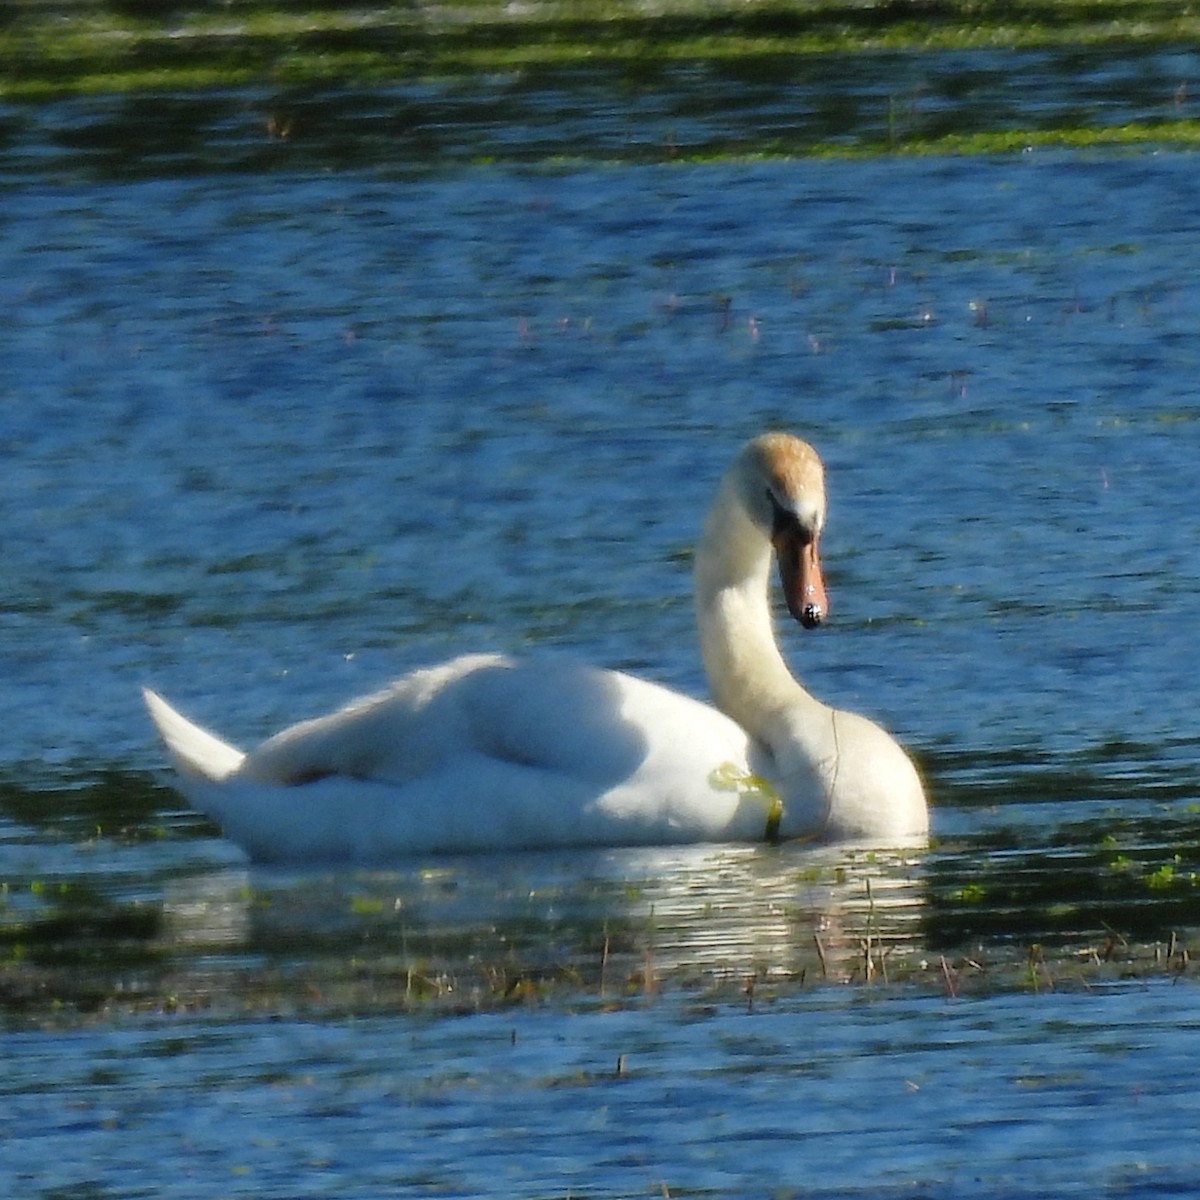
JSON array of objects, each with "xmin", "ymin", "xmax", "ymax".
[{"xmin": 738, "ymin": 433, "xmax": 828, "ymax": 629}]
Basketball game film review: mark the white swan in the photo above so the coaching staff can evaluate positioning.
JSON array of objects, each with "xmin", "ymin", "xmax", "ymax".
[{"xmin": 144, "ymin": 433, "xmax": 927, "ymax": 861}]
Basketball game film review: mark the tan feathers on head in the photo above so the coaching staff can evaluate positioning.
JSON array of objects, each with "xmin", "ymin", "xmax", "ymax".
[{"xmin": 752, "ymin": 432, "xmax": 826, "ymax": 528}]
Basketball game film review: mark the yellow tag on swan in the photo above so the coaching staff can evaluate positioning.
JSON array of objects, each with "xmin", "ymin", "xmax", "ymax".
[{"xmin": 708, "ymin": 763, "xmax": 785, "ymax": 844}]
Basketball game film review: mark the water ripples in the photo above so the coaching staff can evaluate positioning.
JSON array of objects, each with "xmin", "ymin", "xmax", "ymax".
[{"xmin": 2, "ymin": 72, "xmax": 1200, "ymax": 1192}]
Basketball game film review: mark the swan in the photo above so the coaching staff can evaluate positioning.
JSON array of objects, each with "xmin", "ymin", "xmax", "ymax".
[{"xmin": 144, "ymin": 432, "xmax": 927, "ymax": 861}]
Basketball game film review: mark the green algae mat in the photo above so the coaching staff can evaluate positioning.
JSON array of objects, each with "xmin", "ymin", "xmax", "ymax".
[{"xmin": 6, "ymin": 0, "xmax": 1200, "ymax": 157}]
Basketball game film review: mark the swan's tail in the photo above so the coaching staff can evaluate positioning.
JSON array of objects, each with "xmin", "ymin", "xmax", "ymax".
[{"xmin": 143, "ymin": 688, "xmax": 246, "ymax": 782}]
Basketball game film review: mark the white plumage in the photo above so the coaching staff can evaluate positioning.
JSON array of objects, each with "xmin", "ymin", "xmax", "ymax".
[{"xmin": 145, "ymin": 433, "xmax": 927, "ymax": 861}]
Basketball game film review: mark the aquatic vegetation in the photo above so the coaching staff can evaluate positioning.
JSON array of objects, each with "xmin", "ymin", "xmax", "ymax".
[
  {"xmin": 1145, "ymin": 863, "xmax": 1176, "ymax": 890},
  {"xmin": 5, "ymin": 1, "xmax": 1200, "ymax": 159},
  {"xmin": 0, "ymin": 821, "xmax": 1193, "ymax": 1029}
]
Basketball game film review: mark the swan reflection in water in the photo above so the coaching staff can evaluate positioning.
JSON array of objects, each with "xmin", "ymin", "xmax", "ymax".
[{"xmin": 161, "ymin": 843, "xmax": 927, "ymax": 1000}]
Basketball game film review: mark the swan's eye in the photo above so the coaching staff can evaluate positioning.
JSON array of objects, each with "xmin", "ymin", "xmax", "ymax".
[{"xmin": 767, "ymin": 490, "xmax": 815, "ymax": 544}]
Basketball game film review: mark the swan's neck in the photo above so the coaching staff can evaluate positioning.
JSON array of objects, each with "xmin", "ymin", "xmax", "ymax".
[{"xmin": 694, "ymin": 477, "xmax": 821, "ymax": 743}]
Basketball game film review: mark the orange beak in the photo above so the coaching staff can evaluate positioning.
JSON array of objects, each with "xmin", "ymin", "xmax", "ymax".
[{"xmin": 773, "ymin": 527, "xmax": 827, "ymax": 629}]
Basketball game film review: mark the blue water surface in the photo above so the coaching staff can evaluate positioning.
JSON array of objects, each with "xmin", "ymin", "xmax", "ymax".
[
  {"xmin": 5, "ymin": 983, "xmax": 1200, "ymax": 1198},
  {"xmin": 3, "ymin": 107, "xmax": 1200, "ymax": 1197},
  {"xmin": 3, "ymin": 152, "xmax": 1199, "ymax": 784}
]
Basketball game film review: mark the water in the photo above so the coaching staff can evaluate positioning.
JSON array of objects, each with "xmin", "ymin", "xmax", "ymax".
[
  {"xmin": 3, "ymin": 65, "xmax": 1200, "ymax": 1196},
  {"xmin": 4, "ymin": 42, "xmax": 1199, "ymax": 173},
  {"xmin": 5, "ymin": 985, "xmax": 1200, "ymax": 1198}
]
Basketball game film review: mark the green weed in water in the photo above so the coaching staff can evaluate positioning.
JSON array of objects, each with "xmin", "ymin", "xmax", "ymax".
[
  {"xmin": 953, "ymin": 883, "xmax": 987, "ymax": 903},
  {"xmin": 1145, "ymin": 864, "xmax": 1176, "ymax": 890}
]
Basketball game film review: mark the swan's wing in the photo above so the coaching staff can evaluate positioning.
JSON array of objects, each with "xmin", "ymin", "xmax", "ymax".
[
  {"xmin": 235, "ymin": 653, "xmax": 508, "ymax": 785},
  {"xmin": 235, "ymin": 653, "xmax": 749, "ymax": 792},
  {"xmin": 143, "ymin": 688, "xmax": 246, "ymax": 782},
  {"xmin": 144, "ymin": 661, "xmax": 787, "ymax": 859}
]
